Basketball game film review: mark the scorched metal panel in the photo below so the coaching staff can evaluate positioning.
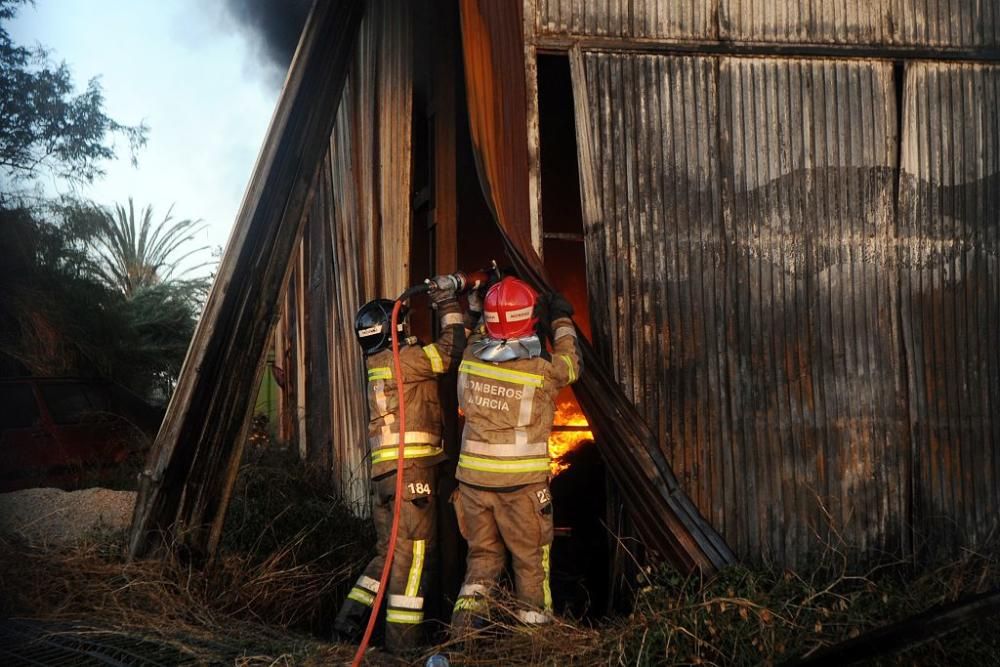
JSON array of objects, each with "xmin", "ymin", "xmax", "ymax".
[
  {"xmin": 579, "ymin": 52, "xmax": 905, "ymax": 565},
  {"xmin": 536, "ymin": 0, "xmax": 717, "ymax": 40},
  {"xmin": 898, "ymin": 62, "xmax": 1000, "ymax": 552}
]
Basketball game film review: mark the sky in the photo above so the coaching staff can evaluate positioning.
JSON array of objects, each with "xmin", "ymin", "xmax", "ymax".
[{"xmin": 8, "ymin": 0, "xmax": 288, "ymax": 273}]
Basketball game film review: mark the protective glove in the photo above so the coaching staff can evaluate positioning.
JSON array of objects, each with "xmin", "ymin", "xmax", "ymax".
[
  {"xmin": 533, "ymin": 293, "xmax": 552, "ymax": 341},
  {"xmin": 549, "ymin": 293, "xmax": 574, "ymax": 321},
  {"xmin": 426, "ymin": 274, "xmax": 458, "ymax": 309}
]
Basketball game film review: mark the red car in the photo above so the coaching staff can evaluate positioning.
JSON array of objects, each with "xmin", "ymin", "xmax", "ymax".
[{"xmin": 0, "ymin": 378, "xmax": 163, "ymax": 492}]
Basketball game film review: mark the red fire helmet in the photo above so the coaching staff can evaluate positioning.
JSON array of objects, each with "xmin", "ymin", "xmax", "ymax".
[{"xmin": 483, "ymin": 277, "xmax": 538, "ymax": 340}]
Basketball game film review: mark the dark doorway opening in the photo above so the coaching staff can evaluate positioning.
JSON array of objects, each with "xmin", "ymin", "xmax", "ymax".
[
  {"xmin": 538, "ymin": 53, "xmax": 610, "ymax": 618},
  {"xmin": 408, "ymin": 26, "xmax": 612, "ymax": 621}
]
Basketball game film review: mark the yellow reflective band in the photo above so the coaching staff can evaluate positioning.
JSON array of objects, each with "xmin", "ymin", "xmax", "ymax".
[
  {"xmin": 370, "ymin": 431, "xmax": 439, "ymax": 447},
  {"xmin": 453, "ymin": 597, "xmax": 486, "ymax": 612},
  {"xmin": 458, "ymin": 454, "xmax": 551, "ymax": 473},
  {"xmin": 542, "ymin": 544, "xmax": 552, "ymax": 611},
  {"xmin": 367, "ymin": 367, "xmax": 392, "ymax": 381},
  {"xmin": 371, "ymin": 445, "xmax": 443, "ymax": 464},
  {"xmin": 422, "ymin": 344, "xmax": 444, "ymax": 373},
  {"xmin": 558, "ymin": 354, "xmax": 577, "ymax": 383},
  {"xmin": 347, "ymin": 587, "xmax": 375, "ymax": 607},
  {"xmin": 405, "ymin": 540, "xmax": 425, "ymax": 597},
  {"xmin": 386, "ymin": 609, "xmax": 424, "ymax": 624},
  {"xmin": 459, "ymin": 360, "xmax": 544, "ymax": 387},
  {"xmin": 463, "ymin": 440, "xmax": 548, "ymax": 458}
]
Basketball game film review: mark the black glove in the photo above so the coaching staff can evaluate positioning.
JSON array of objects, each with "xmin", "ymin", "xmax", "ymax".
[
  {"xmin": 549, "ymin": 293, "xmax": 574, "ymax": 321},
  {"xmin": 533, "ymin": 294, "xmax": 552, "ymax": 340}
]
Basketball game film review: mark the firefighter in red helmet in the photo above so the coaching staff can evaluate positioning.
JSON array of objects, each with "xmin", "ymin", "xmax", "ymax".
[
  {"xmin": 450, "ymin": 276, "xmax": 582, "ymax": 633},
  {"xmin": 334, "ymin": 278, "xmax": 473, "ymax": 653}
]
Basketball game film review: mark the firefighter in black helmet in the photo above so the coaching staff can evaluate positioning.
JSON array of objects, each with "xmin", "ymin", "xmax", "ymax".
[{"xmin": 334, "ymin": 279, "xmax": 474, "ymax": 653}]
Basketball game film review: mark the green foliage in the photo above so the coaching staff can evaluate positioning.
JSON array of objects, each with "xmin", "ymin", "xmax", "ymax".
[
  {"xmin": 0, "ymin": 0, "xmax": 147, "ymax": 186},
  {"xmin": 0, "ymin": 200, "xmax": 209, "ymax": 399},
  {"xmin": 88, "ymin": 198, "xmax": 210, "ymax": 298}
]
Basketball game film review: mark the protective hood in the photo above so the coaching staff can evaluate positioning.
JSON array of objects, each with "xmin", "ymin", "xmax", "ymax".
[{"xmin": 471, "ymin": 335, "xmax": 543, "ymax": 362}]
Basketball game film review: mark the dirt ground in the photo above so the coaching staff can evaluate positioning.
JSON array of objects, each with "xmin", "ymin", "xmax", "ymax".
[{"xmin": 0, "ymin": 487, "xmax": 136, "ymax": 544}]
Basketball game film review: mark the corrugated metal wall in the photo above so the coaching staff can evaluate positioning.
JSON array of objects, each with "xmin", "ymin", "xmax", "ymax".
[
  {"xmin": 535, "ymin": 0, "xmax": 1000, "ymax": 47},
  {"xmin": 719, "ymin": 0, "xmax": 891, "ymax": 44},
  {"xmin": 576, "ymin": 51, "xmax": 999, "ymax": 564},
  {"xmin": 899, "ymin": 62, "xmax": 1000, "ymax": 550},
  {"xmin": 269, "ymin": 0, "xmax": 418, "ymax": 514},
  {"xmin": 537, "ymin": 0, "xmax": 716, "ymax": 39}
]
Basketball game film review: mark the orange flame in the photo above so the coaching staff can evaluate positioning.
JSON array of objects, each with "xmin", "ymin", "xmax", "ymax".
[{"xmin": 548, "ymin": 397, "xmax": 592, "ymax": 475}]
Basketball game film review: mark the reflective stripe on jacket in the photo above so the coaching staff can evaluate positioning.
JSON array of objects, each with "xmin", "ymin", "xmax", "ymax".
[
  {"xmin": 456, "ymin": 316, "xmax": 582, "ymax": 488},
  {"xmin": 366, "ymin": 302, "xmax": 465, "ymax": 479}
]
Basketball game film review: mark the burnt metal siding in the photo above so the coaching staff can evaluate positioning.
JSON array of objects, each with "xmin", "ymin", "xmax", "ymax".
[
  {"xmin": 581, "ymin": 52, "xmax": 904, "ymax": 565},
  {"xmin": 891, "ymin": 0, "xmax": 1000, "ymax": 48},
  {"xmin": 534, "ymin": 0, "xmax": 1000, "ymax": 48},
  {"xmin": 899, "ymin": 62, "xmax": 1000, "ymax": 550},
  {"xmin": 721, "ymin": 57, "xmax": 906, "ymax": 564},
  {"xmin": 720, "ymin": 0, "xmax": 1000, "ymax": 47},
  {"xmin": 581, "ymin": 53, "xmax": 729, "ymax": 542},
  {"xmin": 537, "ymin": 0, "xmax": 716, "ymax": 40},
  {"xmin": 719, "ymin": 0, "xmax": 891, "ymax": 44}
]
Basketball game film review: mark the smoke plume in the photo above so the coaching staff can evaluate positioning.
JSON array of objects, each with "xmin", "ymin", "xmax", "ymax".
[{"xmin": 224, "ymin": 0, "xmax": 313, "ymax": 83}]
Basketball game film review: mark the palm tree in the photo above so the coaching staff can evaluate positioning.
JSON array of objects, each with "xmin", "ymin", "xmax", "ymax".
[{"xmin": 90, "ymin": 198, "xmax": 210, "ymax": 299}]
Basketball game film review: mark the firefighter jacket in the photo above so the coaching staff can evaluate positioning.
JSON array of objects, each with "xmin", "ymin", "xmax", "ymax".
[
  {"xmin": 366, "ymin": 301, "xmax": 465, "ymax": 479},
  {"xmin": 456, "ymin": 316, "xmax": 582, "ymax": 488}
]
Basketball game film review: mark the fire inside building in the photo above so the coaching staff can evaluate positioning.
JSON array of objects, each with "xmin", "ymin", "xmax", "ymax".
[{"xmin": 129, "ymin": 0, "xmax": 999, "ymax": 624}]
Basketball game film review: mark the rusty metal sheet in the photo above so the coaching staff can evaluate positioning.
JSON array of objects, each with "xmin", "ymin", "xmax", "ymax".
[
  {"xmin": 535, "ymin": 0, "xmax": 716, "ymax": 40},
  {"xmin": 898, "ymin": 62, "xmax": 1000, "ymax": 552},
  {"xmin": 579, "ymin": 52, "xmax": 907, "ymax": 566}
]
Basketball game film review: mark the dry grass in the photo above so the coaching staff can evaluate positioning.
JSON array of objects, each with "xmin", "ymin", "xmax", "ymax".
[
  {"xmin": 0, "ymin": 447, "xmax": 384, "ymax": 665},
  {"xmin": 427, "ymin": 542, "xmax": 999, "ymax": 666},
  {"xmin": 3, "ymin": 450, "xmax": 998, "ymax": 666}
]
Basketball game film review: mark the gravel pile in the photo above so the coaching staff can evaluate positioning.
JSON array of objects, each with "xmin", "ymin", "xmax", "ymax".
[{"xmin": 0, "ymin": 487, "xmax": 136, "ymax": 544}]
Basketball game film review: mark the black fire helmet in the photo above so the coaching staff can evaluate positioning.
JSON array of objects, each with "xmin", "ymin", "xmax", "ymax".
[{"xmin": 355, "ymin": 298, "xmax": 409, "ymax": 355}]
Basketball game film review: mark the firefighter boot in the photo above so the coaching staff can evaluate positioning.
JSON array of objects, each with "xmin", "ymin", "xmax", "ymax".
[
  {"xmin": 334, "ymin": 469, "xmax": 438, "ymax": 653},
  {"xmin": 450, "ymin": 484, "xmax": 506, "ymax": 639}
]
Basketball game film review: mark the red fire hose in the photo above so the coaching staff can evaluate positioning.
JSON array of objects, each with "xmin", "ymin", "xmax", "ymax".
[{"xmin": 351, "ymin": 297, "xmax": 409, "ymax": 667}]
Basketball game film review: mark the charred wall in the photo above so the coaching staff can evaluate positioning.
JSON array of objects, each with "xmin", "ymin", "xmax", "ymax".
[
  {"xmin": 534, "ymin": 0, "xmax": 1000, "ymax": 48},
  {"xmin": 573, "ymin": 48, "xmax": 999, "ymax": 565}
]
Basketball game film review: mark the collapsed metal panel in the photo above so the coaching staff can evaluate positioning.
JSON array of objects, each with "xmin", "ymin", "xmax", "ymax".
[
  {"xmin": 579, "ymin": 52, "xmax": 907, "ymax": 565},
  {"xmin": 128, "ymin": 0, "xmax": 365, "ymax": 559},
  {"xmin": 898, "ymin": 62, "xmax": 1000, "ymax": 551}
]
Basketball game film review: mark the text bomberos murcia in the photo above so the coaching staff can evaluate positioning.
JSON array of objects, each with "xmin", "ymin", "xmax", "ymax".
[{"xmin": 465, "ymin": 378, "xmax": 523, "ymax": 412}]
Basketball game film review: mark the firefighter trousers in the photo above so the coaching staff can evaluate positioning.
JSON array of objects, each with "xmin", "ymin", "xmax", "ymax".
[
  {"xmin": 450, "ymin": 481, "xmax": 554, "ymax": 637},
  {"xmin": 334, "ymin": 466, "xmax": 437, "ymax": 653}
]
